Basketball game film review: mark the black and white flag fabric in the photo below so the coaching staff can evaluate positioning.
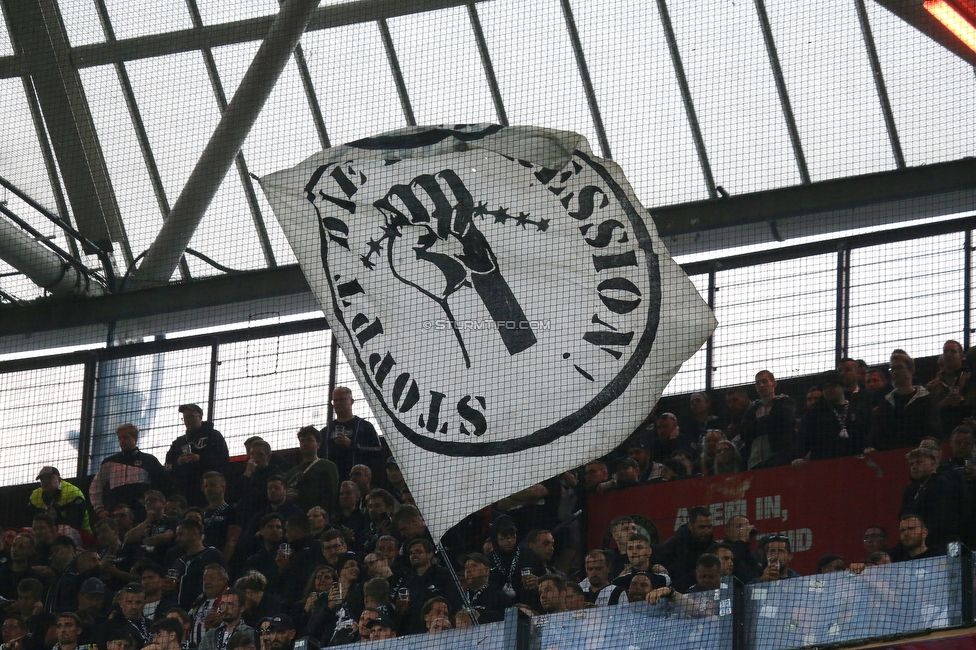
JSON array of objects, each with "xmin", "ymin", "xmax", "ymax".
[{"xmin": 260, "ymin": 124, "xmax": 716, "ymax": 542}]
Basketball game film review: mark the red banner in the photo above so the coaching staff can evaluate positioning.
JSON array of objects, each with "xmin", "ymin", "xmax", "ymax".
[
  {"xmin": 587, "ymin": 448, "xmax": 920, "ymax": 575},
  {"xmin": 883, "ymin": 634, "xmax": 976, "ymax": 649}
]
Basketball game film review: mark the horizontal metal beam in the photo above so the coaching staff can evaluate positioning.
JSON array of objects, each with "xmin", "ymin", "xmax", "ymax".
[
  {"xmin": 6, "ymin": 206, "xmax": 976, "ymax": 342},
  {"xmin": 0, "ymin": 0, "xmax": 480, "ymax": 79},
  {"xmin": 0, "ymin": 315, "xmax": 328, "ymax": 374},
  {"xmin": 0, "ymin": 265, "xmax": 309, "ymax": 337},
  {"xmin": 652, "ymin": 157, "xmax": 976, "ymax": 237},
  {"xmin": 2, "ymin": 155, "xmax": 975, "ymax": 343},
  {"xmin": 681, "ymin": 213, "xmax": 976, "ymax": 276}
]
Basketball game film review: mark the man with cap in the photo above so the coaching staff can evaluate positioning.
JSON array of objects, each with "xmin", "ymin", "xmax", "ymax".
[
  {"xmin": 28, "ymin": 468, "xmax": 92, "ymax": 537},
  {"xmin": 42, "ymin": 536, "xmax": 83, "ymax": 614},
  {"xmin": 76, "ymin": 577, "xmax": 110, "ymax": 635},
  {"xmin": 628, "ymin": 442, "xmax": 663, "ymax": 483},
  {"xmin": 166, "ymin": 405, "xmax": 229, "ymax": 508},
  {"xmin": 383, "ymin": 459, "xmax": 408, "ymax": 503},
  {"xmin": 255, "ymin": 616, "xmax": 294, "ymax": 650},
  {"xmin": 596, "ymin": 458, "xmax": 642, "ymax": 493},
  {"xmin": 462, "ymin": 553, "xmax": 511, "ymax": 623},
  {"xmin": 365, "ymin": 615, "xmax": 397, "ymax": 641}
]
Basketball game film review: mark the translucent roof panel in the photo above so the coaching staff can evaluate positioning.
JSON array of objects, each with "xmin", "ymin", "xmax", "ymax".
[
  {"xmin": 196, "ymin": 0, "xmax": 278, "ymax": 25},
  {"xmin": 570, "ymin": 0, "xmax": 708, "ymax": 208},
  {"xmin": 300, "ymin": 22, "xmax": 406, "ymax": 146},
  {"xmin": 125, "ymin": 51, "xmax": 267, "ymax": 273},
  {"xmin": 0, "ymin": 77, "xmax": 61, "ymax": 218},
  {"xmin": 211, "ymin": 42, "xmax": 321, "ymax": 265},
  {"xmin": 386, "ymin": 6, "xmax": 498, "ymax": 125},
  {"xmin": 103, "ymin": 0, "xmax": 192, "ymax": 40},
  {"xmin": 479, "ymin": 0, "xmax": 600, "ymax": 154},
  {"xmin": 669, "ymin": 0, "xmax": 802, "ymax": 195},
  {"xmin": 0, "ymin": 6, "xmax": 13, "ymax": 55},
  {"xmin": 79, "ymin": 64, "xmax": 165, "ymax": 255},
  {"xmin": 765, "ymin": 0, "xmax": 895, "ymax": 181},
  {"xmin": 59, "ymin": 0, "xmax": 106, "ymax": 47},
  {"xmin": 195, "ymin": 0, "xmax": 360, "ymax": 25},
  {"xmin": 212, "ymin": 44, "xmax": 322, "ymax": 178},
  {"xmin": 865, "ymin": 2, "xmax": 976, "ymax": 167}
]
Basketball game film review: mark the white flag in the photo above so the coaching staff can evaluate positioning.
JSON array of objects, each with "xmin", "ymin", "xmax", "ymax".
[{"xmin": 260, "ymin": 125, "xmax": 715, "ymax": 542}]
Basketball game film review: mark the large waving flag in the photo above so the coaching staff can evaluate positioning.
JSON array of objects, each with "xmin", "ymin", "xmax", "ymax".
[{"xmin": 260, "ymin": 124, "xmax": 716, "ymax": 542}]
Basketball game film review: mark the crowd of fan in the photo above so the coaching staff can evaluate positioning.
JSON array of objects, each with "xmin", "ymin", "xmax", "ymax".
[{"xmin": 0, "ymin": 341, "xmax": 974, "ymax": 650}]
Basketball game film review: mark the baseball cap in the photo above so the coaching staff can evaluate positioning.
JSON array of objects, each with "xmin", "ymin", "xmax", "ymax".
[
  {"xmin": 36, "ymin": 466, "xmax": 60, "ymax": 480},
  {"xmin": 178, "ymin": 404, "xmax": 204, "ymax": 416},
  {"xmin": 258, "ymin": 615, "xmax": 294, "ymax": 631}
]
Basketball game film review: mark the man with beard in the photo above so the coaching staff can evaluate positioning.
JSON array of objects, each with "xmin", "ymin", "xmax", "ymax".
[
  {"xmin": 516, "ymin": 530, "xmax": 561, "ymax": 610},
  {"xmin": 399, "ymin": 539, "xmax": 461, "ymax": 634},
  {"xmin": 255, "ymin": 616, "xmax": 294, "ymax": 650},
  {"xmin": 890, "ymin": 515, "xmax": 943, "ymax": 562},
  {"xmin": 358, "ymin": 489, "xmax": 396, "ymax": 554},
  {"xmin": 198, "ymin": 590, "xmax": 251, "ymax": 650},
  {"xmin": 242, "ymin": 516, "xmax": 284, "ymax": 587},
  {"xmin": 166, "ymin": 405, "xmax": 228, "ymax": 508},
  {"xmin": 659, "ymin": 506, "xmax": 714, "ymax": 579}
]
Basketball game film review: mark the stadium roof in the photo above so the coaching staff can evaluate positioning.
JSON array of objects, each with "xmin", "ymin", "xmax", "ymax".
[{"xmin": 0, "ymin": 0, "xmax": 974, "ymax": 354}]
